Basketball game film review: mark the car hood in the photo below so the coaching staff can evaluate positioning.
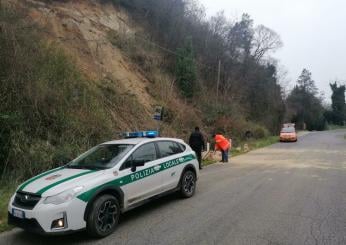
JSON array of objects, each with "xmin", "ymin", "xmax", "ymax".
[{"xmin": 17, "ymin": 167, "xmax": 105, "ymax": 197}]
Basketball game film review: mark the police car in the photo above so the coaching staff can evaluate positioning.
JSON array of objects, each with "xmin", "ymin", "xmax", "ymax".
[{"xmin": 8, "ymin": 131, "xmax": 199, "ymax": 237}]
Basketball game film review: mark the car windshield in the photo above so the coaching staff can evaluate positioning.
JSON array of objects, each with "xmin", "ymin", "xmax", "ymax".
[
  {"xmin": 66, "ymin": 144, "xmax": 134, "ymax": 170},
  {"xmin": 281, "ymin": 127, "xmax": 295, "ymax": 133}
]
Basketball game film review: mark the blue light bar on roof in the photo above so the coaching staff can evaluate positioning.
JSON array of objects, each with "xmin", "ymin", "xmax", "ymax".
[
  {"xmin": 144, "ymin": 131, "xmax": 158, "ymax": 138},
  {"xmin": 123, "ymin": 131, "xmax": 158, "ymax": 138}
]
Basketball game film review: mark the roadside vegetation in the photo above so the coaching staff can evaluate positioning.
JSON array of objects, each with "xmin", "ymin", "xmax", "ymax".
[
  {"xmin": 327, "ymin": 124, "xmax": 346, "ymax": 130},
  {"xmin": 0, "ymin": 4, "xmax": 153, "ymax": 182},
  {"xmin": 325, "ymin": 83, "xmax": 346, "ymax": 126},
  {"xmin": 230, "ymin": 136, "xmax": 279, "ymax": 157},
  {"xmin": 286, "ymin": 70, "xmax": 345, "ymax": 131},
  {"xmin": 0, "ymin": 6, "xmax": 106, "ymax": 181},
  {"xmin": 0, "ymin": 184, "xmax": 15, "ymax": 232},
  {"xmin": 285, "ymin": 69, "xmax": 326, "ymax": 130}
]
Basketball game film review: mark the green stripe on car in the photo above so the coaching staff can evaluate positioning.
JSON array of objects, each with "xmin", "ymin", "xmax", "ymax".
[
  {"xmin": 77, "ymin": 154, "xmax": 196, "ymax": 202},
  {"xmin": 36, "ymin": 170, "xmax": 96, "ymax": 195},
  {"xmin": 18, "ymin": 167, "xmax": 65, "ymax": 192}
]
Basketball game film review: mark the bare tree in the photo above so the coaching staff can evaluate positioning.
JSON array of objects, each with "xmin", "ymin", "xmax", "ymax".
[
  {"xmin": 209, "ymin": 11, "xmax": 229, "ymax": 39},
  {"xmin": 252, "ymin": 25, "xmax": 283, "ymax": 62}
]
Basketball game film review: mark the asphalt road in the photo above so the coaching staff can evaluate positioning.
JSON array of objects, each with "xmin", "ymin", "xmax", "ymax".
[{"xmin": 1, "ymin": 130, "xmax": 346, "ymax": 245}]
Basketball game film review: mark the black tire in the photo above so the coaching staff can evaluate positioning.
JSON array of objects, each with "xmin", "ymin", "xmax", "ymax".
[
  {"xmin": 86, "ymin": 194, "xmax": 120, "ymax": 238},
  {"xmin": 180, "ymin": 170, "xmax": 196, "ymax": 198}
]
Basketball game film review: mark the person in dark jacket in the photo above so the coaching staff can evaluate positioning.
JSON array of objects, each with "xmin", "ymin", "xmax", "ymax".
[{"xmin": 189, "ymin": 127, "xmax": 205, "ymax": 169}]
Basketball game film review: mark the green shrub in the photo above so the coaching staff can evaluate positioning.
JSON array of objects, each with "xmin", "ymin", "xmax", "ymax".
[
  {"xmin": 175, "ymin": 37, "xmax": 197, "ymax": 98},
  {"xmin": 253, "ymin": 125, "xmax": 269, "ymax": 139}
]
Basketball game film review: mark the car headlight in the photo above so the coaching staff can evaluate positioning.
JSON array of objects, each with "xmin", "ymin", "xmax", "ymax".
[{"xmin": 43, "ymin": 186, "xmax": 84, "ymax": 205}]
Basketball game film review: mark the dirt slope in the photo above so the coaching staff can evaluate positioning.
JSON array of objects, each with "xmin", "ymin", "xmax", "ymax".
[
  {"xmin": 22, "ymin": 0, "xmax": 154, "ymax": 113},
  {"xmin": 6, "ymin": 0, "xmax": 202, "ymax": 138}
]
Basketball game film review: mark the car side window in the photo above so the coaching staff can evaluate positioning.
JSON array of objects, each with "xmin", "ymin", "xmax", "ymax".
[
  {"xmin": 120, "ymin": 143, "xmax": 157, "ymax": 170},
  {"xmin": 172, "ymin": 142, "xmax": 184, "ymax": 154},
  {"xmin": 176, "ymin": 142, "xmax": 186, "ymax": 152},
  {"xmin": 121, "ymin": 156, "xmax": 133, "ymax": 170},
  {"xmin": 157, "ymin": 141, "xmax": 184, "ymax": 158}
]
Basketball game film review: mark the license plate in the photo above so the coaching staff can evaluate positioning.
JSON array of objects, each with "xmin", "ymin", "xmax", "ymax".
[{"xmin": 12, "ymin": 208, "xmax": 25, "ymax": 219}]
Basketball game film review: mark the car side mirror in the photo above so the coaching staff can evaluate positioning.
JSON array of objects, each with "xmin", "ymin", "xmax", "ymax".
[{"xmin": 131, "ymin": 159, "xmax": 146, "ymax": 172}]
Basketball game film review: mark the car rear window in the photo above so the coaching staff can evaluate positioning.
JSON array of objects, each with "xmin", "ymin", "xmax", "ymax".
[{"xmin": 281, "ymin": 127, "xmax": 295, "ymax": 133}]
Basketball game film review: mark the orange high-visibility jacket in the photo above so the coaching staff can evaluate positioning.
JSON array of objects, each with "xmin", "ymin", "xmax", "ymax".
[{"xmin": 214, "ymin": 134, "xmax": 230, "ymax": 151}]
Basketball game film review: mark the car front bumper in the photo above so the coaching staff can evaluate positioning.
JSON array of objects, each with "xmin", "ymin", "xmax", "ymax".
[
  {"xmin": 8, "ymin": 194, "xmax": 87, "ymax": 234},
  {"xmin": 280, "ymin": 137, "xmax": 297, "ymax": 142}
]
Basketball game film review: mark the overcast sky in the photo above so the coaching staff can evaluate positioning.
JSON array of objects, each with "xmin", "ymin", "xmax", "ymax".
[{"xmin": 199, "ymin": 0, "xmax": 346, "ymax": 101}]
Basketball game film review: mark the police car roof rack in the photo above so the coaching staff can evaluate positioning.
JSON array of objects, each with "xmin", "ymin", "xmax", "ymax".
[{"xmin": 123, "ymin": 130, "xmax": 158, "ymax": 139}]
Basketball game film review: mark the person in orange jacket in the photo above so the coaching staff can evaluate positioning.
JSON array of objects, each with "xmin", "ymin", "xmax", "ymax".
[{"xmin": 213, "ymin": 134, "xmax": 230, "ymax": 162}]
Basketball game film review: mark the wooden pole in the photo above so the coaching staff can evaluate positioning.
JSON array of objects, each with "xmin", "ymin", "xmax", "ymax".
[{"xmin": 216, "ymin": 59, "xmax": 221, "ymax": 99}]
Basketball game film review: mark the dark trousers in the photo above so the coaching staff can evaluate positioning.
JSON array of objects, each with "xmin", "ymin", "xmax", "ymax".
[
  {"xmin": 193, "ymin": 149, "xmax": 202, "ymax": 169},
  {"xmin": 221, "ymin": 149, "xmax": 229, "ymax": 162}
]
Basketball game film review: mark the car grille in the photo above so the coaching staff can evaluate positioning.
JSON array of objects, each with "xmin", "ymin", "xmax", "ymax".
[
  {"xmin": 13, "ymin": 191, "xmax": 41, "ymax": 210},
  {"xmin": 8, "ymin": 212, "xmax": 45, "ymax": 234}
]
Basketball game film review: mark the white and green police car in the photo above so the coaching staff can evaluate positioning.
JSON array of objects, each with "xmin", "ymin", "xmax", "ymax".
[{"xmin": 8, "ymin": 131, "xmax": 199, "ymax": 237}]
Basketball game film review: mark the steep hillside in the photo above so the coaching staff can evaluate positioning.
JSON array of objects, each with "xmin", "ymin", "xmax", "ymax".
[
  {"xmin": 22, "ymin": 0, "xmax": 153, "ymax": 124},
  {"xmin": 0, "ymin": 0, "xmax": 201, "ymax": 180},
  {"xmin": 16, "ymin": 0, "xmax": 200, "ymax": 133}
]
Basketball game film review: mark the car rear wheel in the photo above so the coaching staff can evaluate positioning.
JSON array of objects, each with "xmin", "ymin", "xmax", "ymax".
[
  {"xmin": 180, "ymin": 170, "xmax": 196, "ymax": 198},
  {"xmin": 86, "ymin": 194, "xmax": 120, "ymax": 238}
]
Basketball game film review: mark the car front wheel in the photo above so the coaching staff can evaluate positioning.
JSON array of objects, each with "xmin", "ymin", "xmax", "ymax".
[
  {"xmin": 86, "ymin": 194, "xmax": 120, "ymax": 238},
  {"xmin": 180, "ymin": 170, "xmax": 196, "ymax": 198}
]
